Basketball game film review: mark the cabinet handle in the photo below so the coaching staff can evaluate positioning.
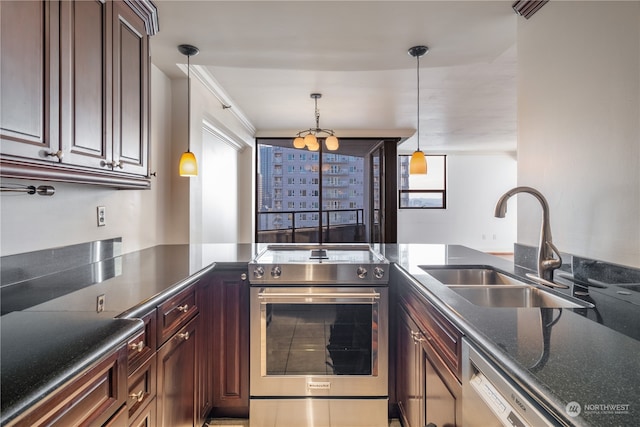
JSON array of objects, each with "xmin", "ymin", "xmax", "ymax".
[
  {"xmin": 46, "ymin": 150, "xmax": 64, "ymax": 160},
  {"xmin": 129, "ymin": 390, "xmax": 145, "ymax": 403},
  {"xmin": 178, "ymin": 331, "xmax": 190, "ymax": 341},
  {"xmin": 240, "ymin": 273, "xmax": 247, "ymax": 281},
  {"xmin": 100, "ymin": 160, "xmax": 123, "ymax": 169},
  {"xmin": 129, "ymin": 341, "xmax": 145, "ymax": 352},
  {"xmin": 410, "ymin": 330, "xmax": 426, "ymax": 344},
  {"xmin": 176, "ymin": 304, "xmax": 189, "ymax": 313}
]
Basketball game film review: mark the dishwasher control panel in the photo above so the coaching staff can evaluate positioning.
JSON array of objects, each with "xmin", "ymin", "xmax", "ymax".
[
  {"xmin": 470, "ymin": 372, "xmax": 527, "ymax": 427},
  {"xmin": 462, "ymin": 340, "xmax": 557, "ymax": 427}
]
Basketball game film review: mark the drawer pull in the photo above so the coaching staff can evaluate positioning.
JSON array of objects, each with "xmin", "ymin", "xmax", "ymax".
[
  {"xmin": 178, "ymin": 331, "xmax": 190, "ymax": 341},
  {"xmin": 410, "ymin": 330, "xmax": 426, "ymax": 344},
  {"xmin": 129, "ymin": 390, "xmax": 145, "ymax": 403},
  {"xmin": 129, "ymin": 341, "xmax": 145, "ymax": 352},
  {"xmin": 176, "ymin": 304, "xmax": 189, "ymax": 313}
]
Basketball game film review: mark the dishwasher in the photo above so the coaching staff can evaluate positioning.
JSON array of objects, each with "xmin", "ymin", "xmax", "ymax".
[{"xmin": 462, "ymin": 339, "xmax": 559, "ymax": 427}]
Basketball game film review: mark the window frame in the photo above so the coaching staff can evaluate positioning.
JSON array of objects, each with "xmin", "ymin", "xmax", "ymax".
[{"xmin": 398, "ymin": 154, "xmax": 447, "ymax": 209}]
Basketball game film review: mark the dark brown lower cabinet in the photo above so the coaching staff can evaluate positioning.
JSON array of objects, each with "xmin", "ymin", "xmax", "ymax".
[
  {"xmin": 395, "ymin": 268, "xmax": 463, "ymax": 427},
  {"xmin": 128, "ymin": 398, "xmax": 156, "ymax": 427},
  {"xmin": 10, "ymin": 345, "xmax": 128, "ymax": 427},
  {"xmin": 211, "ymin": 269, "xmax": 250, "ymax": 417},
  {"xmin": 156, "ymin": 315, "xmax": 198, "ymax": 427}
]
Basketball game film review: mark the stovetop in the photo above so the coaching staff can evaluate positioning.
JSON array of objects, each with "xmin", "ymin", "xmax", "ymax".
[{"xmin": 249, "ymin": 244, "xmax": 389, "ymax": 285}]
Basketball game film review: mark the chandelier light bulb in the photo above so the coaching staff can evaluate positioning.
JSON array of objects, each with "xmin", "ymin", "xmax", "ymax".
[
  {"xmin": 325, "ymin": 135, "xmax": 339, "ymax": 151},
  {"xmin": 304, "ymin": 134, "xmax": 318, "ymax": 148},
  {"xmin": 308, "ymin": 140, "xmax": 320, "ymax": 151},
  {"xmin": 293, "ymin": 137, "xmax": 305, "ymax": 149}
]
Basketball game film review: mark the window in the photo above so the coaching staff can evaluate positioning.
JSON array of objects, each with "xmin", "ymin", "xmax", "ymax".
[
  {"xmin": 287, "ymin": 189, "xmax": 295, "ymax": 197},
  {"xmin": 398, "ymin": 154, "xmax": 447, "ymax": 209}
]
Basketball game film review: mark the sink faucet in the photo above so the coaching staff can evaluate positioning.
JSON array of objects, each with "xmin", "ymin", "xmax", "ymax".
[{"xmin": 495, "ymin": 186, "xmax": 563, "ymax": 284}]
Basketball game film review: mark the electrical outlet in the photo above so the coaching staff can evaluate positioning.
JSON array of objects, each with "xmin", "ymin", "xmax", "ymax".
[
  {"xmin": 97, "ymin": 294, "xmax": 105, "ymax": 313},
  {"xmin": 97, "ymin": 206, "xmax": 106, "ymax": 227}
]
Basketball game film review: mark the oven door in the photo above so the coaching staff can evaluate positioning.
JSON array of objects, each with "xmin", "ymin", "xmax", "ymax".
[{"xmin": 250, "ymin": 286, "xmax": 388, "ymax": 398}]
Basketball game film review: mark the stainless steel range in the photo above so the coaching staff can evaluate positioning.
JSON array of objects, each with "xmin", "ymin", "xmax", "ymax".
[{"xmin": 248, "ymin": 244, "xmax": 389, "ymax": 427}]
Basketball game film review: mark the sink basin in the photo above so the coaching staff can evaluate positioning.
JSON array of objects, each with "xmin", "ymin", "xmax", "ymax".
[
  {"xmin": 420, "ymin": 267, "xmax": 593, "ymax": 308},
  {"xmin": 448, "ymin": 285, "xmax": 589, "ymax": 308},
  {"xmin": 420, "ymin": 267, "xmax": 524, "ymax": 285}
]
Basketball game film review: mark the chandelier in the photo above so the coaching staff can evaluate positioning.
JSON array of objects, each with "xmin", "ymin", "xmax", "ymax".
[{"xmin": 293, "ymin": 93, "xmax": 339, "ymax": 151}]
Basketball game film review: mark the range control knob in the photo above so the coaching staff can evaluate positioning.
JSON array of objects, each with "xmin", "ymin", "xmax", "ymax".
[
  {"xmin": 357, "ymin": 266, "xmax": 368, "ymax": 279},
  {"xmin": 271, "ymin": 266, "xmax": 282, "ymax": 279},
  {"xmin": 374, "ymin": 267, "xmax": 385, "ymax": 279},
  {"xmin": 253, "ymin": 266, "xmax": 264, "ymax": 279}
]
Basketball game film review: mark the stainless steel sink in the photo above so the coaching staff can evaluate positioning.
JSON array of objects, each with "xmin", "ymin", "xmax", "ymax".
[
  {"xmin": 420, "ymin": 267, "xmax": 524, "ymax": 285},
  {"xmin": 421, "ymin": 267, "xmax": 593, "ymax": 308},
  {"xmin": 448, "ymin": 285, "xmax": 588, "ymax": 308}
]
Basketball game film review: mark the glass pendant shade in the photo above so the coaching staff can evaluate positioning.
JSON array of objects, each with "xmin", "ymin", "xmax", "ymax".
[
  {"xmin": 325, "ymin": 135, "xmax": 339, "ymax": 151},
  {"xmin": 410, "ymin": 149, "xmax": 427, "ymax": 174},
  {"xmin": 179, "ymin": 151, "xmax": 198, "ymax": 176},
  {"xmin": 304, "ymin": 133, "xmax": 318, "ymax": 148},
  {"xmin": 307, "ymin": 140, "xmax": 320, "ymax": 151},
  {"xmin": 293, "ymin": 137, "xmax": 305, "ymax": 149}
]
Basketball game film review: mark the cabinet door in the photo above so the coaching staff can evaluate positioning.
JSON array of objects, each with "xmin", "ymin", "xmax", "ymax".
[
  {"xmin": 397, "ymin": 307, "xmax": 424, "ymax": 427},
  {"xmin": 196, "ymin": 278, "xmax": 214, "ymax": 424},
  {"xmin": 111, "ymin": 0, "xmax": 149, "ymax": 176},
  {"xmin": 59, "ymin": 0, "xmax": 111, "ymax": 169},
  {"xmin": 212, "ymin": 270, "xmax": 249, "ymax": 417},
  {"xmin": 0, "ymin": 0, "xmax": 59, "ymax": 161},
  {"xmin": 156, "ymin": 315, "xmax": 197, "ymax": 427}
]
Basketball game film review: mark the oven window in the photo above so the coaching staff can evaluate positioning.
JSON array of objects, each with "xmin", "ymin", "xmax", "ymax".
[{"xmin": 265, "ymin": 303, "xmax": 376, "ymax": 376}]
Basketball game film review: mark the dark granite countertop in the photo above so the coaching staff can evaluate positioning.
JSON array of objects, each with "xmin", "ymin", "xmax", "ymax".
[
  {"xmin": 0, "ymin": 312, "xmax": 143, "ymax": 426},
  {"xmin": 1, "ymin": 243, "xmax": 638, "ymax": 426},
  {"xmin": 383, "ymin": 244, "xmax": 640, "ymax": 427},
  {"xmin": 0, "ymin": 243, "xmax": 253, "ymax": 426}
]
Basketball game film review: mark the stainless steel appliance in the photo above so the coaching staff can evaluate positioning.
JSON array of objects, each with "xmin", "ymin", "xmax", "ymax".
[
  {"xmin": 249, "ymin": 244, "xmax": 389, "ymax": 427},
  {"xmin": 462, "ymin": 339, "xmax": 557, "ymax": 427}
]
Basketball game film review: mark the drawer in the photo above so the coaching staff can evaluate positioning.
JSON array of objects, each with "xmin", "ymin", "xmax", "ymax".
[
  {"xmin": 127, "ymin": 354, "xmax": 156, "ymax": 422},
  {"xmin": 157, "ymin": 284, "xmax": 198, "ymax": 345},
  {"xmin": 11, "ymin": 345, "xmax": 128, "ymax": 427},
  {"xmin": 128, "ymin": 397, "xmax": 156, "ymax": 427},
  {"xmin": 127, "ymin": 310, "xmax": 156, "ymax": 374}
]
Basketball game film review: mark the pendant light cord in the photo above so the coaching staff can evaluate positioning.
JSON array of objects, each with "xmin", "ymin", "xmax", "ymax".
[
  {"xmin": 187, "ymin": 54, "xmax": 191, "ymax": 152},
  {"xmin": 416, "ymin": 53, "xmax": 421, "ymax": 152}
]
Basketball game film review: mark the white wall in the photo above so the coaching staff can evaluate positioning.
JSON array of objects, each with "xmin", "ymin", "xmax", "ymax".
[
  {"xmin": 397, "ymin": 153, "xmax": 517, "ymax": 252},
  {"xmin": 183, "ymin": 74, "xmax": 255, "ymax": 245},
  {"xmin": 0, "ymin": 65, "xmax": 174, "ymax": 256},
  {"xmin": 198, "ymin": 130, "xmax": 239, "ymax": 243},
  {"xmin": 517, "ymin": 1, "xmax": 640, "ymax": 268}
]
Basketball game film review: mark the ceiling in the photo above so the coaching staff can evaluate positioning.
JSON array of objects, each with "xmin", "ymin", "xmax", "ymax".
[{"xmin": 150, "ymin": 1, "xmax": 518, "ymax": 154}]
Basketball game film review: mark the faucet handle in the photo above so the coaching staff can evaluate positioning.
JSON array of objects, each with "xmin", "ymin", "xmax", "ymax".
[{"xmin": 544, "ymin": 241, "xmax": 563, "ymax": 269}]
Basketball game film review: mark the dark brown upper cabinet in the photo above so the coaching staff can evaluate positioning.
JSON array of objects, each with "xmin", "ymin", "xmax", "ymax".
[{"xmin": 0, "ymin": 0, "xmax": 158, "ymax": 189}]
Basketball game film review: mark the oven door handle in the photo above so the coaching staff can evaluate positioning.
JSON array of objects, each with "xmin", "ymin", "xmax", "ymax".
[{"xmin": 258, "ymin": 291, "xmax": 380, "ymax": 304}]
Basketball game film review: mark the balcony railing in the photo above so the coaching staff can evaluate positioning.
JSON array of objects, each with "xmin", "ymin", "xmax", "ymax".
[{"xmin": 257, "ymin": 208, "xmax": 365, "ymax": 243}]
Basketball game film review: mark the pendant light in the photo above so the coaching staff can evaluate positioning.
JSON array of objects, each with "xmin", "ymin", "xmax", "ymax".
[
  {"xmin": 408, "ymin": 45, "xmax": 429, "ymax": 175},
  {"xmin": 293, "ymin": 93, "xmax": 339, "ymax": 151},
  {"xmin": 178, "ymin": 44, "xmax": 199, "ymax": 176}
]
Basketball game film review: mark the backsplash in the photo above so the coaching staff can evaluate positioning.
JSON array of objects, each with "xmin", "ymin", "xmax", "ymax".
[
  {"xmin": 0, "ymin": 238, "xmax": 122, "ymax": 287},
  {"xmin": 514, "ymin": 243, "xmax": 640, "ymax": 285}
]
